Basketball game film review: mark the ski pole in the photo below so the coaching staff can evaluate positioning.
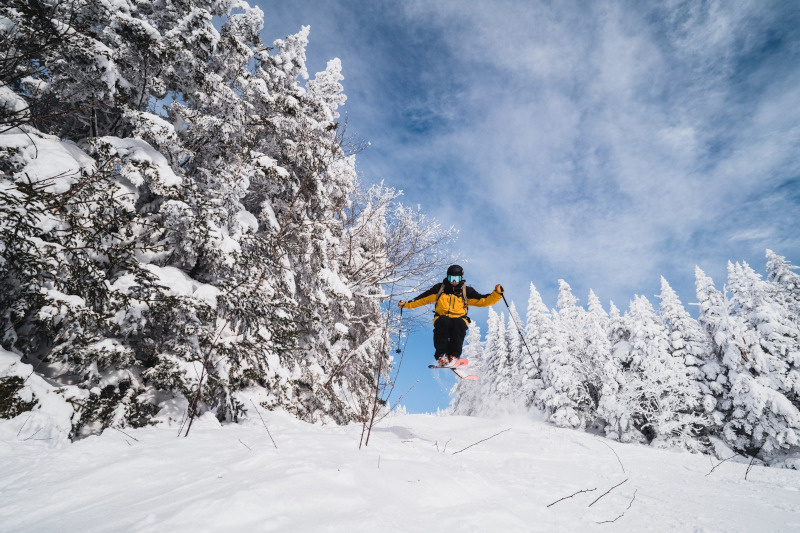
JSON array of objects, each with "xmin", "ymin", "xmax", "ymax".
[
  {"xmin": 501, "ymin": 292, "xmax": 540, "ymax": 376},
  {"xmin": 395, "ymin": 306, "xmax": 403, "ymax": 354}
]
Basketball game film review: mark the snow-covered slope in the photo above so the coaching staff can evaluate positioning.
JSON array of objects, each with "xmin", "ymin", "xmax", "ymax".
[{"xmin": 1, "ymin": 411, "xmax": 798, "ymax": 532}]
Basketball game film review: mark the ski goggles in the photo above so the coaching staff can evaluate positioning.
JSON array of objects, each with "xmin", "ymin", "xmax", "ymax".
[{"xmin": 447, "ymin": 275, "xmax": 462, "ymax": 283}]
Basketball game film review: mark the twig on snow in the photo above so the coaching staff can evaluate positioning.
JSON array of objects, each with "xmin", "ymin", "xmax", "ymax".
[
  {"xmin": 113, "ymin": 427, "xmax": 139, "ymax": 442},
  {"xmin": 238, "ymin": 438, "xmax": 252, "ymax": 451},
  {"xmin": 595, "ymin": 439, "xmax": 625, "ymax": 473},
  {"xmin": 597, "ymin": 489, "xmax": 637, "ymax": 524},
  {"xmin": 745, "ymin": 457, "xmax": 759, "ymax": 480},
  {"xmin": 16, "ymin": 414, "xmax": 32, "ymax": 438},
  {"xmin": 250, "ymin": 399, "xmax": 278, "ymax": 449},
  {"xmin": 745, "ymin": 443, "xmax": 766, "ymax": 480},
  {"xmin": 706, "ymin": 453, "xmax": 740, "ymax": 477},
  {"xmin": 434, "ymin": 438, "xmax": 452, "ymax": 453},
  {"xmin": 588, "ymin": 478, "xmax": 628, "ymax": 507},
  {"xmin": 547, "ymin": 487, "xmax": 597, "ymax": 508},
  {"xmin": 452, "ymin": 428, "xmax": 511, "ymax": 455}
]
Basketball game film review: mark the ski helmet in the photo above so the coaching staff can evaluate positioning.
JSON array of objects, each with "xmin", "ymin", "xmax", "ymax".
[{"xmin": 446, "ymin": 264, "xmax": 464, "ymax": 277}]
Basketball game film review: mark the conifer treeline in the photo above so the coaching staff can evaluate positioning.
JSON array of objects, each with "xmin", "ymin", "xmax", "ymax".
[
  {"xmin": 0, "ymin": 1, "xmax": 452, "ymax": 437},
  {"xmin": 453, "ymin": 251, "xmax": 800, "ymax": 468}
]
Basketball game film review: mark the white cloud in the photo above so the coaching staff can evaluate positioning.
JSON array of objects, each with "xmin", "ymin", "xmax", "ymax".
[
  {"xmin": 388, "ymin": 0, "xmax": 800, "ymax": 307},
  {"xmin": 256, "ymin": 0, "xmax": 800, "ymax": 310}
]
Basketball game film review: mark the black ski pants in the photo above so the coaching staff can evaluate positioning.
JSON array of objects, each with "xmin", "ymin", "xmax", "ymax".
[{"xmin": 433, "ymin": 315, "xmax": 469, "ymax": 359}]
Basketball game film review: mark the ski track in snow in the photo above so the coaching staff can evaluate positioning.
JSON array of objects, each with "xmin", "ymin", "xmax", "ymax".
[{"xmin": 2, "ymin": 412, "xmax": 799, "ymax": 532}]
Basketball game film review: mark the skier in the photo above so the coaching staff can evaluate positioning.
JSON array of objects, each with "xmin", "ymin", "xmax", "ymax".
[{"xmin": 398, "ymin": 265, "xmax": 503, "ymax": 367}]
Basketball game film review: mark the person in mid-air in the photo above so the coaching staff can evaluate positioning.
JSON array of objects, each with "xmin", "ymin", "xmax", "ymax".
[{"xmin": 398, "ymin": 265, "xmax": 503, "ymax": 367}]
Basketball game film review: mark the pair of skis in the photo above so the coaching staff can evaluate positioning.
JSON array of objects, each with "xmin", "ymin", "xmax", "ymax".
[{"xmin": 428, "ymin": 358, "xmax": 477, "ymax": 380}]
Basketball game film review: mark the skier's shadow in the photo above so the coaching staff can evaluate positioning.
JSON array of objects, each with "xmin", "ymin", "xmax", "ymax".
[{"xmin": 372, "ymin": 426, "xmax": 419, "ymax": 441}]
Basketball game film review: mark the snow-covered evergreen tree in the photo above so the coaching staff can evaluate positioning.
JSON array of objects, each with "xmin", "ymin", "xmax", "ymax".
[
  {"xmin": 584, "ymin": 290, "xmax": 613, "ymax": 407},
  {"xmin": 723, "ymin": 261, "xmax": 800, "ymax": 458},
  {"xmin": 618, "ymin": 295, "xmax": 707, "ymax": 450},
  {"xmin": 766, "ymin": 249, "xmax": 800, "ymax": 317},
  {"xmin": 657, "ymin": 277, "xmax": 719, "ymax": 434},
  {"xmin": 728, "ymin": 262, "xmax": 799, "ymax": 396},
  {"xmin": 483, "ymin": 309, "xmax": 512, "ymax": 407},
  {"xmin": 0, "ymin": 0, "xmax": 449, "ymax": 435},
  {"xmin": 695, "ymin": 265, "xmax": 800, "ymax": 460},
  {"xmin": 695, "ymin": 267, "xmax": 737, "ymax": 398},
  {"xmin": 450, "ymin": 324, "xmax": 483, "ymax": 416},
  {"xmin": 538, "ymin": 280, "xmax": 593, "ymax": 429},
  {"xmin": 583, "ymin": 290, "xmax": 621, "ymax": 434},
  {"xmin": 600, "ymin": 301, "xmax": 638, "ymax": 441},
  {"xmin": 521, "ymin": 283, "xmax": 550, "ymax": 406},
  {"xmin": 502, "ymin": 302, "xmax": 526, "ymax": 405}
]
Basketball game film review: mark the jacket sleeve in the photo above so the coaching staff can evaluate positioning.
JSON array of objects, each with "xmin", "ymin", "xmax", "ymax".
[
  {"xmin": 465, "ymin": 285, "xmax": 502, "ymax": 307},
  {"xmin": 404, "ymin": 284, "xmax": 442, "ymax": 310}
]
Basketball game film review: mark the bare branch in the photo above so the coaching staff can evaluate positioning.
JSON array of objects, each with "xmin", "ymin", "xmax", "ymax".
[
  {"xmin": 112, "ymin": 427, "xmax": 139, "ymax": 442},
  {"xmin": 597, "ymin": 489, "xmax": 637, "ymax": 524},
  {"xmin": 588, "ymin": 478, "xmax": 628, "ymax": 507},
  {"xmin": 547, "ymin": 487, "xmax": 597, "ymax": 508},
  {"xmin": 745, "ymin": 443, "xmax": 766, "ymax": 480},
  {"xmin": 706, "ymin": 453, "xmax": 740, "ymax": 477},
  {"xmin": 249, "ymin": 399, "xmax": 278, "ymax": 449},
  {"xmin": 595, "ymin": 439, "xmax": 625, "ymax": 473},
  {"xmin": 452, "ymin": 428, "xmax": 511, "ymax": 455}
]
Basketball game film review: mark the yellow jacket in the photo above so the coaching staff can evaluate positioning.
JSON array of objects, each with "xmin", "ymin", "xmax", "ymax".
[{"xmin": 404, "ymin": 281, "xmax": 502, "ymax": 323}]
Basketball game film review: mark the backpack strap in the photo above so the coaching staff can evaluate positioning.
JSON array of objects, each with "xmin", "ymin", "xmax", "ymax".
[
  {"xmin": 435, "ymin": 283, "xmax": 445, "ymax": 309},
  {"xmin": 434, "ymin": 282, "xmax": 469, "ymax": 315}
]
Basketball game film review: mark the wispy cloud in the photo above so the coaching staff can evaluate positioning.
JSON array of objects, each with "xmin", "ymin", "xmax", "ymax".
[
  {"xmin": 387, "ymin": 0, "xmax": 800, "ymax": 306},
  {"xmin": 257, "ymin": 0, "xmax": 799, "ymax": 309}
]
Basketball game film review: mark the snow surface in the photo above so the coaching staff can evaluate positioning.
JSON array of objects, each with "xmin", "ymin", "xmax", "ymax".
[{"xmin": 2, "ymin": 411, "xmax": 799, "ymax": 532}]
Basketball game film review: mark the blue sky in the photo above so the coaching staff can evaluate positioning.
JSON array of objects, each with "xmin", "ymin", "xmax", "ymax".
[{"xmin": 255, "ymin": 0, "xmax": 800, "ymax": 412}]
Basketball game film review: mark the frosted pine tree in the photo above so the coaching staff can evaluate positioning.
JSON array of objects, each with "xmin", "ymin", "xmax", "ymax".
[
  {"xmin": 619, "ymin": 296, "xmax": 707, "ymax": 450},
  {"xmin": 538, "ymin": 280, "xmax": 592, "ymax": 429},
  {"xmin": 584, "ymin": 290, "xmax": 619, "ymax": 433},
  {"xmin": 766, "ymin": 249, "xmax": 800, "ymax": 316},
  {"xmin": 599, "ymin": 301, "xmax": 638, "ymax": 441},
  {"xmin": 239, "ymin": 29, "xmax": 371, "ymax": 422},
  {"xmin": 585, "ymin": 291, "xmax": 613, "ymax": 401},
  {"xmin": 696, "ymin": 267, "xmax": 784, "ymax": 458},
  {"xmin": 450, "ymin": 324, "xmax": 484, "ymax": 416},
  {"xmin": 0, "ymin": 0, "xmax": 188, "ymax": 433},
  {"xmin": 727, "ymin": 262, "xmax": 799, "ymax": 397},
  {"xmin": 1, "ymin": 0, "xmax": 448, "ymax": 435},
  {"xmin": 502, "ymin": 302, "xmax": 526, "ymax": 406},
  {"xmin": 695, "ymin": 267, "xmax": 737, "ymax": 388},
  {"xmin": 337, "ymin": 182, "xmax": 401, "ymax": 425},
  {"xmin": 657, "ymin": 277, "xmax": 719, "ymax": 432},
  {"xmin": 149, "ymin": 14, "xmax": 361, "ymax": 424},
  {"xmin": 521, "ymin": 283, "xmax": 550, "ymax": 407},
  {"xmin": 763, "ymin": 250, "xmax": 800, "ymax": 403},
  {"xmin": 483, "ymin": 309, "xmax": 513, "ymax": 408},
  {"xmin": 723, "ymin": 261, "xmax": 800, "ymax": 460}
]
